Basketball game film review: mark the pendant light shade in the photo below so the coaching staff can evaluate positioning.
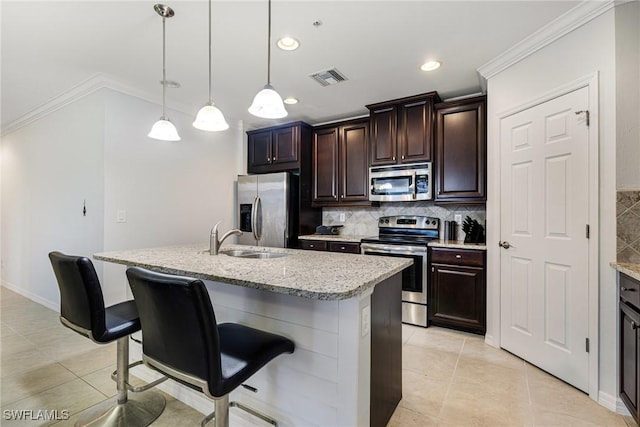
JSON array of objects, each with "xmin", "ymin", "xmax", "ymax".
[
  {"xmin": 193, "ymin": 0, "xmax": 229, "ymax": 131},
  {"xmin": 248, "ymin": 84, "xmax": 287, "ymax": 119},
  {"xmin": 149, "ymin": 4, "xmax": 180, "ymax": 141},
  {"xmin": 249, "ymin": 0, "xmax": 287, "ymax": 119},
  {"xmin": 193, "ymin": 104, "xmax": 229, "ymax": 131},
  {"xmin": 148, "ymin": 118, "xmax": 181, "ymax": 141}
]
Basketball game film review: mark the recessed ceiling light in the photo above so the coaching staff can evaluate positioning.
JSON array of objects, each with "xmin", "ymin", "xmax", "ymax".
[
  {"xmin": 420, "ymin": 60, "xmax": 441, "ymax": 72},
  {"xmin": 283, "ymin": 97, "xmax": 299, "ymax": 105},
  {"xmin": 277, "ymin": 36, "xmax": 300, "ymax": 51}
]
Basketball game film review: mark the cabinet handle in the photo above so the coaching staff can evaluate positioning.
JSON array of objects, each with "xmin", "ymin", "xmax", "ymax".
[
  {"xmin": 341, "ymin": 194, "xmax": 344, "ymax": 198},
  {"xmin": 632, "ymin": 321, "xmax": 638, "ymax": 330},
  {"xmin": 432, "ymin": 267, "xmax": 435, "ymax": 272},
  {"xmin": 340, "ymin": 246, "xmax": 346, "ymax": 250},
  {"xmin": 392, "ymin": 156, "xmax": 396, "ymax": 161},
  {"xmin": 455, "ymin": 254, "xmax": 462, "ymax": 259},
  {"xmin": 621, "ymin": 287, "xmax": 637, "ymax": 292},
  {"xmin": 309, "ymin": 244, "xmax": 315, "ymax": 248},
  {"xmin": 402, "ymin": 155, "xmax": 405, "ymax": 160}
]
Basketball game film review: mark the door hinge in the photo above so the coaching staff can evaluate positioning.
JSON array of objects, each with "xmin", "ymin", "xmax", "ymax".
[
  {"xmin": 586, "ymin": 224, "xmax": 590, "ymax": 239},
  {"xmin": 585, "ymin": 337, "xmax": 590, "ymax": 353},
  {"xmin": 575, "ymin": 110, "xmax": 590, "ymax": 126}
]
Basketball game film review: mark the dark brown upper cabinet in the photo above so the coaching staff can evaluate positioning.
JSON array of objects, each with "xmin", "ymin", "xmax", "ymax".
[
  {"xmin": 434, "ymin": 95, "xmax": 487, "ymax": 204},
  {"xmin": 312, "ymin": 118, "xmax": 371, "ymax": 207},
  {"xmin": 247, "ymin": 122, "xmax": 311, "ymax": 174},
  {"xmin": 367, "ymin": 92, "xmax": 441, "ymax": 166}
]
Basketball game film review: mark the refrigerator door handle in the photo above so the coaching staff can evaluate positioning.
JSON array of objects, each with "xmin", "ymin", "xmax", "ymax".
[
  {"xmin": 251, "ymin": 195, "xmax": 259, "ymax": 242},
  {"xmin": 254, "ymin": 195, "xmax": 262, "ymax": 241}
]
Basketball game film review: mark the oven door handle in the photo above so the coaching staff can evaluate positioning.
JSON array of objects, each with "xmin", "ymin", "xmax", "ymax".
[{"xmin": 361, "ymin": 243, "xmax": 427, "ymax": 255}]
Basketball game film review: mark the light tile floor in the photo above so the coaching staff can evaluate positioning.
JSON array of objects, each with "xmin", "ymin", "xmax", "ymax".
[{"xmin": 0, "ymin": 287, "xmax": 636, "ymax": 426}]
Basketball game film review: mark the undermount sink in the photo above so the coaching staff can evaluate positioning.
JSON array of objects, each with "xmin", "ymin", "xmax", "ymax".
[{"xmin": 220, "ymin": 250, "xmax": 289, "ymax": 259}]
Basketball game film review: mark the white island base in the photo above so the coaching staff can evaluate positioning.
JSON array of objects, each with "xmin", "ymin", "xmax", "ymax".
[{"xmin": 129, "ymin": 274, "xmax": 402, "ymax": 427}]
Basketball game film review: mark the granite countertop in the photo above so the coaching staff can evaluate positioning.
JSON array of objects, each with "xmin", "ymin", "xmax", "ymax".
[
  {"xmin": 300, "ymin": 234, "xmax": 487, "ymax": 250},
  {"xmin": 428, "ymin": 240, "xmax": 487, "ymax": 250},
  {"xmin": 611, "ymin": 262, "xmax": 640, "ymax": 282},
  {"xmin": 299, "ymin": 234, "xmax": 370, "ymax": 243},
  {"xmin": 94, "ymin": 244, "xmax": 412, "ymax": 301}
]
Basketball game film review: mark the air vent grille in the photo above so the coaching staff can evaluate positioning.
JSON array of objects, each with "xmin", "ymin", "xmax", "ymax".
[{"xmin": 309, "ymin": 68, "xmax": 348, "ymax": 87}]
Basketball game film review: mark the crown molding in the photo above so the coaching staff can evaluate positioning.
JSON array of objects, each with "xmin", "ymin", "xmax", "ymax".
[
  {"xmin": 1, "ymin": 73, "xmax": 242, "ymax": 137},
  {"xmin": 477, "ymin": 0, "xmax": 615, "ymax": 88}
]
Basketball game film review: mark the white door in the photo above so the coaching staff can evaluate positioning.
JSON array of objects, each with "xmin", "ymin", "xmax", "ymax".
[{"xmin": 500, "ymin": 86, "xmax": 590, "ymax": 392}]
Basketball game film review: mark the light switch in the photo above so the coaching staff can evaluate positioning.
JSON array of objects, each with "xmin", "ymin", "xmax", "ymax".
[
  {"xmin": 116, "ymin": 210, "xmax": 127, "ymax": 223},
  {"xmin": 454, "ymin": 214, "xmax": 462, "ymax": 224},
  {"xmin": 339, "ymin": 213, "xmax": 346, "ymax": 222}
]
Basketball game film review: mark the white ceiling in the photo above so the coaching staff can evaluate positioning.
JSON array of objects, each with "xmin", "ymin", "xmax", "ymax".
[{"xmin": 1, "ymin": 1, "xmax": 580, "ymax": 132}]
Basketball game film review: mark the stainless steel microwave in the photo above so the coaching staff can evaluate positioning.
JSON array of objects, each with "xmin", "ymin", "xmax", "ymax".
[{"xmin": 369, "ymin": 163, "xmax": 432, "ymax": 202}]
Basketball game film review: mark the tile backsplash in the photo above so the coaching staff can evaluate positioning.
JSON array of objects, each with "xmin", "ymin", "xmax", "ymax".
[
  {"xmin": 322, "ymin": 202, "xmax": 486, "ymax": 240},
  {"xmin": 617, "ymin": 190, "xmax": 640, "ymax": 263}
]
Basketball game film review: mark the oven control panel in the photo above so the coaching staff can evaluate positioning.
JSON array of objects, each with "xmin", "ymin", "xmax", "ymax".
[{"xmin": 378, "ymin": 215, "xmax": 439, "ymax": 230}]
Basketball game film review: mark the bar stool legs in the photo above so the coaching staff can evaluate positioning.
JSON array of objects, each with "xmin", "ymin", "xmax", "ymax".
[
  {"xmin": 75, "ymin": 338, "xmax": 166, "ymax": 427},
  {"xmin": 201, "ymin": 394, "xmax": 277, "ymax": 427}
]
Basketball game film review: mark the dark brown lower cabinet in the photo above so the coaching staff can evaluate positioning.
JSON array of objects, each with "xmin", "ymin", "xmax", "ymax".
[
  {"xmin": 299, "ymin": 239, "xmax": 360, "ymax": 254},
  {"xmin": 620, "ymin": 273, "xmax": 640, "ymax": 424},
  {"xmin": 429, "ymin": 248, "xmax": 485, "ymax": 334}
]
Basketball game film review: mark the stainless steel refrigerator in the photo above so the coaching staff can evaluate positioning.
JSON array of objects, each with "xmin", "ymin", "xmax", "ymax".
[{"xmin": 237, "ymin": 172, "xmax": 298, "ymax": 248}]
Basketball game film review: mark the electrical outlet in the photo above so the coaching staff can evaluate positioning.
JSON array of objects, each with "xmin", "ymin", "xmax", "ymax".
[
  {"xmin": 116, "ymin": 210, "xmax": 127, "ymax": 223},
  {"xmin": 361, "ymin": 306, "xmax": 371, "ymax": 337},
  {"xmin": 339, "ymin": 213, "xmax": 346, "ymax": 222},
  {"xmin": 454, "ymin": 214, "xmax": 462, "ymax": 224}
]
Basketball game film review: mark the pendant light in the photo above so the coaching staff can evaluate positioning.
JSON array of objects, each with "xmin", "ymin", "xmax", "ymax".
[
  {"xmin": 148, "ymin": 4, "xmax": 180, "ymax": 141},
  {"xmin": 248, "ymin": 0, "xmax": 288, "ymax": 119},
  {"xmin": 192, "ymin": 0, "xmax": 229, "ymax": 131}
]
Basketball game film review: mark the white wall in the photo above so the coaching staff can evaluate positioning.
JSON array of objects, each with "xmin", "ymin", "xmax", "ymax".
[
  {"xmin": 615, "ymin": 0, "xmax": 640, "ymax": 190},
  {"xmin": 1, "ymin": 87, "xmax": 243, "ymax": 308},
  {"xmin": 485, "ymin": 9, "xmax": 618, "ymax": 402},
  {"xmin": 1, "ymin": 91, "xmax": 106, "ymax": 309},
  {"xmin": 101, "ymin": 89, "xmax": 242, "ymax": 304}
]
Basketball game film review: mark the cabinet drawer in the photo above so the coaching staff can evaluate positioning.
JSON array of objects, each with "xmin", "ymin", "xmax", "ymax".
[
  {"xmin": 430, "ymin": 248, "xmax": 484, "ymax": 267},
  {"xmin": 328, "ymin": 241, "xmax": 361, "ymax": 254},
  {"xmin": 300, "ymin": 240, "xmax": 327, "ymax": 251},
  {"xmin": 621, "ymin": 274, "xmax": 640, "ymax": 309}
]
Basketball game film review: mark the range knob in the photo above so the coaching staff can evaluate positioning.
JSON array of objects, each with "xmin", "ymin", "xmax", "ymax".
[{"xmin": 385, "ymin": 219, "xmax": 390, "ymax": 224}]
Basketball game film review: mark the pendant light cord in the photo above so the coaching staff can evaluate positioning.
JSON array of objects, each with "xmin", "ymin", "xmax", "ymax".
[
  {"xmin": 208, "ymin": 0, "xmax": 212, "ymax": 104},
  {"xmin": 162, "ymin": 15, "xmax": 167, "ymax": 118},
  {"xmin": 267, "ymin": 0, "xmax": 271, "ymax": 85}
]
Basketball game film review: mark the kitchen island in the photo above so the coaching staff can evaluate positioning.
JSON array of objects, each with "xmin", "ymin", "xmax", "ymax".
[{"xmin": 95, "ymin": 244, "xmax": 411, "ymax": 427}]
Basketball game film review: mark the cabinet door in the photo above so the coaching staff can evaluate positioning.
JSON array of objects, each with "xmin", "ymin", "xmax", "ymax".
[
  {"xmin": 312, "ymin": 127, "xmax": 339, "ymax": 203},
  {"xmin": 430, "ymin": 263, "xmax": 485, "ymax": 333},
  {"xmin": 340, "ymin": 120, "xmax": 369, "ymax": 203},
  {"xmin": 273, "ymin": 126, "xmax": 299, "ymax": 165},
  {"xmin": 398, "ymin": 99, "xmax": 432, "ymax": 163},
  {"xmin": 435, "ymin": 98, "xmax": 486, "ymax": 203},
  {"xmin": 369, "ymin": 107, "xmax": 397, "ymax": 166},
  {"xmin": 248, "ymin": 130, "xmax": 273, "ymax": 170},
  {"xmin": 620, "ymin": 303, "xmax": 640, "ymax": 423}
]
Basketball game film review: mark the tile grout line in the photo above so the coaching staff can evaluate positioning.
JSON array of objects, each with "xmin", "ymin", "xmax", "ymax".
[
  {"xmin": 524, "ymin": 361, "xmax": 536, "ymax": 426},
  {"xmin": 435, "ymin": 336, "xmax": 465, "ymax": 421}
]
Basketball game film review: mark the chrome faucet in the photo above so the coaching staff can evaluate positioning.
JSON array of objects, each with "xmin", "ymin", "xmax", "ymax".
[{"xmin": 210, "ymin": 222, "xmax": 243, "ymax": 255}]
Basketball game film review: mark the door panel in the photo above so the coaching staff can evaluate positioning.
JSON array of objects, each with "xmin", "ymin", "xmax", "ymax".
[
  {"xmin": 500, "ymin": 86, "xmax": 590, "ymax": 392},
  {"xmin": 341, "ymin": 121, "xmax": 369, "ymax": 202},
  {"xmin": 313, "ymin": 128, "xmax": 339, "ymax": 203}
]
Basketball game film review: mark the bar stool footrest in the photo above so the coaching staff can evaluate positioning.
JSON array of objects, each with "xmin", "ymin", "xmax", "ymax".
[{"xmin": 110, "ymin": 360, "xmax": 169, "ymax": 392}]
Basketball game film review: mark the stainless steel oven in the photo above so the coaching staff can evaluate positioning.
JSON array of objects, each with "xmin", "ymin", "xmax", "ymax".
[
  {"xmin": 360, "ymin": 215, "xmax": 439, "ymax": 327},
  {"xmin": 361, "ymin": 242, "xmax": 428, "ymax": 326}
]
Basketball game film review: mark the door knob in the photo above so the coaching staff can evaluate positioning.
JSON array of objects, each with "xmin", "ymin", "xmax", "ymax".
[{"xmin": 499, "ymin": 241, "xmax": 511, "ymax": 249}]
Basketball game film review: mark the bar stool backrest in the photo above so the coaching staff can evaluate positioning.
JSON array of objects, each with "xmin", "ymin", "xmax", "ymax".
[
  {"xmin": 126, "ymin": 267, "xmax": 223, "ymax": 396},
  {"xmin": 48, "ymin": 251, "xmax": 107, "ymax": 342}
]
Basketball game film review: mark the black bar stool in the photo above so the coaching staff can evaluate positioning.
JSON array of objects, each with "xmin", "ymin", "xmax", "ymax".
[
  {"xmin": 125, "ymin": 267, "xmax": 295, "ymax": 427},
  {"xmin": 48, "ymin": 252, "xmax": 166, "ymax": 427}
]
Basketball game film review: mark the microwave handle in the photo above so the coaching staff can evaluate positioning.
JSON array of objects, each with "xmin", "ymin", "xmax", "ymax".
[{"xmin": 412, "ymin": 171, "xmax": 417, "ymax": 200}]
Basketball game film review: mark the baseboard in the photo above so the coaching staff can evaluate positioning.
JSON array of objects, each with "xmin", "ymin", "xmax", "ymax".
[
  {"xmin": 1, "ymin": 281, "xmax": 59, "ymax": 312},
  {"xmin": 599, "ymin": 390, "xmax": 632, "ymax": 416},
  {"xmin": 484, "ymin": 333, "xmax": 498, "ymax": 348}
]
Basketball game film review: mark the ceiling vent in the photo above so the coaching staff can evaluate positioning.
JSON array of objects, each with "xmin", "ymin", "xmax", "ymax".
[{"xmin": 309, "ymin": 68, "xmax": 348, "ymax": 87}]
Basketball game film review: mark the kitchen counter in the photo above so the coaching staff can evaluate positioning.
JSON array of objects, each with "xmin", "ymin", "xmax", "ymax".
[
  {"xmin": 611, "ymin": 262, "xmax": 640, "ymax": 282},
  {"xmin": 298, "ymin": 234, "xmax": 369, "ymax": 243},
  {"xmin": 299, "ymin": 235, "xmax": 488, "ymax": 250},
  {"xmin": 95, "ymin": 243, "xmax": 406, "ymax": 426},
  {"xmin": 428, "ymin": 240, "xmax": 487, "ymax": 250},
  {"xmin": 95, "ymin": 244, "xmax": 410, "ymax": 301}
]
